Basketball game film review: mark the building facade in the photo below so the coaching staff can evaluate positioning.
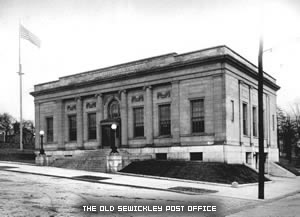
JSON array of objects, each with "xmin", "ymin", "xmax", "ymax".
[{"xmin": 31, "ymin": 46, "xmax": 280, "ymax": 167}]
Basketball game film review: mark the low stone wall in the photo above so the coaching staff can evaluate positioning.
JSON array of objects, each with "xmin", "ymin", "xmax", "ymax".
[{"xmin": 35, "ymin": 154, "xmax": 55, "ymax": 166}]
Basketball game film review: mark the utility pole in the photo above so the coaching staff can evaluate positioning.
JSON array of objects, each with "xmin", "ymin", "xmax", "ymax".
[{"xmin": 258, "ymin": 32, "xmax": 265, "ymax": 199}]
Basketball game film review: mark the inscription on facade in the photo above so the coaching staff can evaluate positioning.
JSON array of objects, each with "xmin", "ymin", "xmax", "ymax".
[
  {"xmin": 157, "ymin": 90, "xmax": 171, "ymax": 99},
  {"xmin": 66, "ymin": 104, "xmax": 76, "ymax": 111},
  {"xmin": 131, "ymin": 95, "xmax": 144, "ymax": 103},
  {"xmin": 86, "ymin": 101, "xmax": 96, "ymax": 109}
]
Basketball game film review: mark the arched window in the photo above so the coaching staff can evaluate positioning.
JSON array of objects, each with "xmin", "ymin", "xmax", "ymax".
[{"xmin": 108, "ymin": 100, "xmax": 120, "ymax": 119}]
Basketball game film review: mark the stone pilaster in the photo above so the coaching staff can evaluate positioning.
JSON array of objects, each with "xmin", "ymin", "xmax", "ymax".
[
  {"xmin": 96, "ymin": 93, "xmax": 103, "ymax": 147},
  {"xmin": 55, "ymin": 100, "xmax": 65, "ymax": 149},
  {"xmin": 239, "ymin": 81, "xmax": 243, "ymax": 145},
  {"xmin": 83, "ymin": 104, "xmax": 88, "ymax": 142},
  {"xmin": 249, "ymin": 86, "xmax": 255, "ymax": 168},
  {"xmin": 266, "ymin": 94, "xmax": 270, "ymax": 147},
  {"xmin": 171, "ymin": 81, "xmax": 180, "ymax": 144},
  {"xmin": 120, "ymin": 90, "xmax": 128, "ymax": 146},
  {"xmin": 145, "ymin": 86, "xmax": 153, "ymax": 145},
  {"xmin": 34, "ymin": 102, "xmax": 40, "ymax": 150},
  {"xmin": 249, "ymin": 86, "xmax": 253, "ymax": 145},
  {"xmin": 76, "ymin": 97, "xmax": 84, "ymax": 149}
]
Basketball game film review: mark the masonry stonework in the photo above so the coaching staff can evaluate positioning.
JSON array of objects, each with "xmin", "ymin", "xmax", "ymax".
[{"xmin": 31, "ymin": 46, "xmax": 280, "ymax": 169}]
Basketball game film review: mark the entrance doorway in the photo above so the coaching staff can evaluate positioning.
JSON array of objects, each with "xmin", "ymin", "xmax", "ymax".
[
  {"xmin": 101, "ymin": 123, "xmax": 120, "ymax": 148},
  {"xmin": 102, "ymin": 125, "xmax": 115, "ymax": 147}
]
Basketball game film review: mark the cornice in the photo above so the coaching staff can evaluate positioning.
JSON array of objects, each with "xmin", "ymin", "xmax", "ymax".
[{"xmin": 30, "ymin": 54, "xmax": 280, "ymax": 97}]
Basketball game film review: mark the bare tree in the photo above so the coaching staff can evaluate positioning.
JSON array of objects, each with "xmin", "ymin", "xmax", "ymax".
[
  {"xmin": 277, "ymin": 104, "xmax": 300, "ymax": 163},
  {"xmin": 0, "ymin": 113, "xmax": 15, "ymax": 142},
  {"xmin": 13, "ymin": 120, "xmax": 35, "ymax": 148},
  {"xmin": 22, "ymin": 120, "xmax": 35, "ymax": 147}
]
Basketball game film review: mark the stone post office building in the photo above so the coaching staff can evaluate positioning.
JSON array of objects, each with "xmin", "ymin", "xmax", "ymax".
[{"xmin": 31, "ymin": 45, "xmax": 280, "ymax": 168}]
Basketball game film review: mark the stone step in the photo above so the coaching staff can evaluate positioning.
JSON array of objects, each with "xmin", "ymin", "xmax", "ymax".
[
  {"xmin": 50, "ymin": 148, "xmax": 131, "ymax": 172},
  {"xmin": 50, "ymin": 156, "xmax": 107, "ymax": 172},
  {"xmin": 76, "ymin": 149, "xmax": 112, "ymax": 158}
]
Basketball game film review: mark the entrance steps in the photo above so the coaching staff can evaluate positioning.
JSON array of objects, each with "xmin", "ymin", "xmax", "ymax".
[{"xmin": 50, "ymin": 149, "xmax": 114, "ymax": 172}]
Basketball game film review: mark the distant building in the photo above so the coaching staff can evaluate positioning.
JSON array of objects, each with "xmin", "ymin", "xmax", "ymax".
[{"xmin": 30, "ymin": 45, "xmax": 280, "ymax": 168}]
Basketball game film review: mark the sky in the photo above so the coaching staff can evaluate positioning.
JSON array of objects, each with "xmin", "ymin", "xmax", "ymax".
[{"xmin": 0, "ymin": 0, "xmax": 300, "ymax": 121}]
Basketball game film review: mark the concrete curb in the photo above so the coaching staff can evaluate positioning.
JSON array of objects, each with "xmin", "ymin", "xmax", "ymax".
[{"xmin": 0, "ymin": 166, "xmax": 201, "ymax": 196}]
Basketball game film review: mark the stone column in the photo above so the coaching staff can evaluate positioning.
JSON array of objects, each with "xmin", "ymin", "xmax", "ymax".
[
  {"xmin": 145, "ymin": 86, "xmax": 153, "ymax": 145},
  {"xmin": 249, "ymin": 86, "xmax": 255, "ymax": 167},
  {"xmin": 83, "ymin": 107, "xmax": 88, "ymax": 142},
  {"xmin": 96, "ymin": 93, "xmax": 103, "ymax": 148},
  {"xmin": 171, "ymin": 81, "xmax": 180, "ymax": 144},
  {"xmin": 249, "ymin": 86, "xmax": 253, "ymax": 145},
  {"xmin": 120, "ymin": 90, "xmax": 128, "ymax": 146},
  {"xmin": 238, "ymin": 81, "xmax": 245, "ymax": 164},
  {"xmin": 56, "ymin": 100, "xmax": 65, "ymax": 150},
  {"xmin": 34, "ymin": 102, "xmax": 40, "ymax": 150},
  {"xmin": 266, "ymin": 94, "xmax": 270, "ymax": 147},
  {"xmin": 76, "ymin": 97, "xmax": 84, "ymax": 149},
  {"xmin": 239, "ymin": 81, "xmax": 243, "ymax": 145}
]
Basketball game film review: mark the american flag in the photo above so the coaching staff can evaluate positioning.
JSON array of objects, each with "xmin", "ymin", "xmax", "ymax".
[{"xmin": 20, "ymin": 24, "xmax": 41, "ymax": 48}]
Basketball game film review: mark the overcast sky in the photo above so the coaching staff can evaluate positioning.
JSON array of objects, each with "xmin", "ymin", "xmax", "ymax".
[{"xmin": 0, "ymin": 0, "xmax": 300, "ymax": 121}]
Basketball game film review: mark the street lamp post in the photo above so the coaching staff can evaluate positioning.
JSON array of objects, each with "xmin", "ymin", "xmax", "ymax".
[
  {"xmin": 39, "ymin": 130, "xmax": 45, "ymax": 155},
  {"xmin": 111, "ymin": 123, "xmax": 118, "ymax": 153}
]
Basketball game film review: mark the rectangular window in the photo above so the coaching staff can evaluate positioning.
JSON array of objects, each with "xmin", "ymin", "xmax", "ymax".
[
  {"xmin": 191, "ymin": 99, "xmax": 205, "ymax": 133},
  {"xmin": 69, "ymin": 115, "xmax": 77, "ymax": 141},
  {"xmin": 246, "ymin": 152, "xmax": 252, "ymax": 164},
  {"xmin": 190, "ymin": 152, "xmax": 203, "ymax": 161},
  {"xmin": 159, "ymin": 104, "xmax": 171, "ymax": 136},
  {"xmin": 156, "ymin": 153, "xmax": 167, "ymax": 160},
  {"xmin": 46, "ymin": 117, "xmax": 53, "ymax": 142},
  {"xmin": 243, "ymin": 103, "xmax": 248, "ymax": 136},
  {"xmin": 88, "ymin": 113, "xmax": 96, "ymax": 140},
  {"xmin": 133, "ymin": 107, "xmax": 144, "ymax": 137},
  {"xmin": 253, "ymin": 106, "xmax": 258, "ymax": 137},
  {"xmin": 231, "ymin": 100, "xmax": 234, "ymax": 122}
]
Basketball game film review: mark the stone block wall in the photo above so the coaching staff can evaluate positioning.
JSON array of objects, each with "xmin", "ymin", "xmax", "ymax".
[
  {"xmin": 32, "ymin": 46, "xmax": 280, "ymax": 165},
  {"xmin": 179, "ymin": 71, "xmax": 225, "ymax": 144}
]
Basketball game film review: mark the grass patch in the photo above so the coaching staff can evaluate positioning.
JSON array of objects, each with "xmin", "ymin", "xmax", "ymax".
[
  {"xmin": 0, "ymin": 149, "xmax": 35, "ymax": 164},
  {"xmin": 120, "ymin": 160, "xmax": 269, "ymax": 184}
]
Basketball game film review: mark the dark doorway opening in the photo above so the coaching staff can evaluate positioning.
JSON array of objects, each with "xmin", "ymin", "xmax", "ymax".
[
  {"xmin": 102, "ymin": 125, "xmax": 115, "ymax": 147},
  {"xmin": 101, "ymin": 122, "xmax": 120, "ymax": 149}
]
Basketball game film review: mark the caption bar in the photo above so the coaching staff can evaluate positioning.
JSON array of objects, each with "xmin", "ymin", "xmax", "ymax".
[{"xmin": 83, "ymin": 205, "xmax": 217, "ymax": 212}]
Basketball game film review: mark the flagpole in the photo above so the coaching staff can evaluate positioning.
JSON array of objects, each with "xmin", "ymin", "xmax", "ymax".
[
  {"xmin": 18, "ymin": 22, "xmax": 41, "ymax": 151},
  {"xmin": 18, "ymin": 21, "xmax": 23, "ymax": 151}
]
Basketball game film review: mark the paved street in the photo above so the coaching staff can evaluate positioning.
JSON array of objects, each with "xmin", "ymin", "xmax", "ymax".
[
  {"xmin": 0, "ymin": 166, "xmax": 257, "ymax": 217},
  {"xmin": 0, "ymin": 161, "xmax": 299, "ymax": 217}
]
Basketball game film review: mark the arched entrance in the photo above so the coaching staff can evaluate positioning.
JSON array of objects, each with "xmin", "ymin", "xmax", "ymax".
[{"xmin": 101, "ymin": 99, "xmax": 121, "ymax": 148}]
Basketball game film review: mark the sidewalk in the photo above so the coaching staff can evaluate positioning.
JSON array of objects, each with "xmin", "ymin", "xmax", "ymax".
[
  {"xmin": 0, "ymin": 161, "xmax": 299, "ymax": 201},
  {"xmin": 227, "ymin": 193, "xmax": 300, "ymax": 217}
]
